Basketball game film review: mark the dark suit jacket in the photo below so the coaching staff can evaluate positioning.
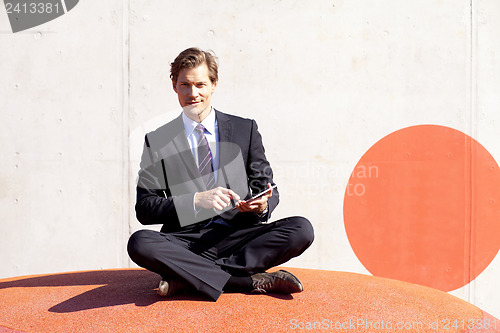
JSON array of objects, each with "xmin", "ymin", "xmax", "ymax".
[{"xmin": 135, "ymin": 110, "xmax": 279, "ymax": 233}]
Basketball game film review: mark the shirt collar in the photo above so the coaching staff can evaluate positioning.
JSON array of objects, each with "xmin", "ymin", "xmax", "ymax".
[{"xmin": 182, "ymin": 107, "xmax": 217, "ymax": 137}]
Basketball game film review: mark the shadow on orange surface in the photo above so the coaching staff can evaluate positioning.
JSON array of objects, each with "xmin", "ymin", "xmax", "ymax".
[
  {"xmin": 0, "ymin": 269, "xmax": 294, "ymax": 314},
  {"xmin": 0, "ymin": 268, "xmax": 499, "ymax": 333},
  {"xmin": 0, "ymin": 269, "xmax": 213, "ymax": 312}
]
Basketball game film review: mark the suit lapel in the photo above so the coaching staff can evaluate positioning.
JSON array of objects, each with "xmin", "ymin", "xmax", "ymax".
[
  {"xmin": 216, "ymin": 110, "xmax": 233, "ymax": 171},
  {"xmin": 168, "ymin": 114, "xmax": 205, "ymax": 190},
  {"xmin": 214, "ymin": 110, "xmax": 248, "ymax": 220}
]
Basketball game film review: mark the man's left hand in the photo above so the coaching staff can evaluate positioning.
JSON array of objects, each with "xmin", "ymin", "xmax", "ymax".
[{"xmin": 235, "ymin": 183, "xmax": 273, "ymax": 214}]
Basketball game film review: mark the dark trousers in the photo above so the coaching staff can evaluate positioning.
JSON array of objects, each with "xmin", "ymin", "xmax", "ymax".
[{"xmin": 127, "ymin": 216, "xmax": 314, "ymax": 301}]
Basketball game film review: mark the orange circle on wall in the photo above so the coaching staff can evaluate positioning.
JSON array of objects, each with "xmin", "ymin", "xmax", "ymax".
[{"xmin": 343, "ymin": 125, "xmax": 500, "ymax": 292}]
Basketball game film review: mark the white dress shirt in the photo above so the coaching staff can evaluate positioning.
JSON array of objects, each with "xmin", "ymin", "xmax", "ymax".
[{"xmin": 182, "ymin": 108, "xmax": 219, "ymax": 181}]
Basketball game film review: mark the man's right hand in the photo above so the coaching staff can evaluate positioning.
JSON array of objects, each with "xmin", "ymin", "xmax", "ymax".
[{"xmin": 194, "ymin": 187, "xmax": 240, "ymax": 211}]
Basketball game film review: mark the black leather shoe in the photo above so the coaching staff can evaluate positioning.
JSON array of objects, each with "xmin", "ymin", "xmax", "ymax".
[{"xmin": 250, "ymin": 270, "xmax": 304, "ymax": 294}]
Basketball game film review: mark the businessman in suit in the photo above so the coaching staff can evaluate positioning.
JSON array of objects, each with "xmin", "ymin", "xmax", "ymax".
[{"xmin": 127, "ymin": 47, "xmax": 314, "ymax": 301}]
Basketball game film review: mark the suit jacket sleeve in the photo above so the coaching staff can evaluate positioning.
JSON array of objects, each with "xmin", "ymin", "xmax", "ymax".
[{"xmin": 134, "ymin": 135, "xmax": 194, "ymax": 231}]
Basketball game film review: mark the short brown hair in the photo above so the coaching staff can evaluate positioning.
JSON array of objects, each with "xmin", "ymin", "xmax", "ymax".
[{"xmin": 170, "ymin": 47, "xmax": 219, "ymax": 84}]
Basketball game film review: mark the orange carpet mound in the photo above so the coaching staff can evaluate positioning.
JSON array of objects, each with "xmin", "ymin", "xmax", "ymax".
[{"xmin": 0, "ymin": 268, "xmax": 498, "ymax": 332}]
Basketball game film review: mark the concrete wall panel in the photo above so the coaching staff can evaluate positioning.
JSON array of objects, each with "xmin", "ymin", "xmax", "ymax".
[{"xmin": 0, "ymin": 0, "xmax": 127, "ymax": 276}]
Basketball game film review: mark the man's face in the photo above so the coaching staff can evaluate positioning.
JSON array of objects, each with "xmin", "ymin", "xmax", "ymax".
[{"xmin": 173, "ymin": 64, "xmax": 218, "ymax": 122}]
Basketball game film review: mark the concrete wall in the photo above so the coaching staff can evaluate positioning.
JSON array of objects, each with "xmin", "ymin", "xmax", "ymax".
[{"xmin": 1, "ymin": 0, "xmax": 499, "ymax": 317}]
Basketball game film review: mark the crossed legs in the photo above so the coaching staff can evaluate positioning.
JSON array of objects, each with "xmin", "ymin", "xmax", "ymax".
[{"xmin": 127, "ymin": 216, "xmax": 314, "ymax": 301}]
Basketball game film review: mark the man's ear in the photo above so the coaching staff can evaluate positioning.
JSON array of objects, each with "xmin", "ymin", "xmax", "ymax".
[
  {"xmin": 172, "ymin": 79, "xmax": 178, "ymax": 93},
  {"xmin": 212, "ymin": 79, "xmax": 218, "ymax": 93}
]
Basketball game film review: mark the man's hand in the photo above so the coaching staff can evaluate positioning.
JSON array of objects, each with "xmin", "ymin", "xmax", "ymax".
[
  {"xmin": 195, "ymin": 187, "xmax": 240, "ymax": 211},
  {"xmin": 236, "ymin": 183, "xmax": 273, "ymax": 214}
]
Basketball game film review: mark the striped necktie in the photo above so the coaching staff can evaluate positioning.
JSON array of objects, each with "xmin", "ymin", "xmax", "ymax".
[{"xmin": 195, "ymin": 124, "xmax": 215, "ymax": 189}]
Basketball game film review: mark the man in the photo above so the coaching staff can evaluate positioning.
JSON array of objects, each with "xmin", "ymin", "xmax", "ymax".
[{"xmin": 127, "ymin": 47, "xmax": 314, "ymax": 301}]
